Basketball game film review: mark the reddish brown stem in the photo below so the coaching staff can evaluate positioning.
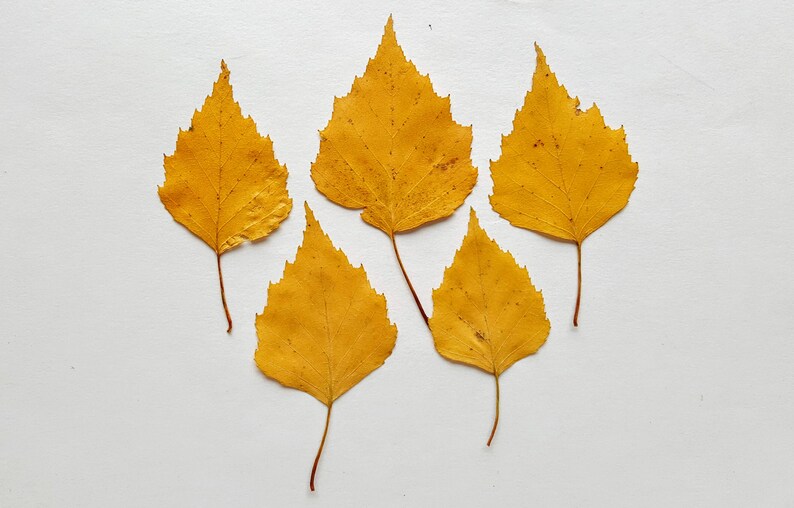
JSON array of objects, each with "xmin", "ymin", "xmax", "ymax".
[
  {"xmin": 573, "ymin": 241, "xmax": 582, "ymax": 327},
  {"xmin": 487, "ymin": 373, "xmax": 501, "ymax": 446},
  {"xmin": 216, "ymin": 253, "xmax": 232, "ymax": 333},
  {"xmin": 310, "ymin": 403, "xmax": 332, "ymax": 492},
  {"xmin": 389, "ymin": 233, "xmax": 429, "ymax": 325}
]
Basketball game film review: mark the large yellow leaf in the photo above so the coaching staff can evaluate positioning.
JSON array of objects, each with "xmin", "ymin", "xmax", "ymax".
[
  {"xmin": 311, "ymin": 16, "xmax": 477, "ymax": 323},
  {"xmin": 430, "ymin": 209, "xmax": 550, "ymax": 446},
  {"xmin": 159, "ymin": 61, "xmax": 292, "ymax": 332},
  {"xmin": 490, "ymin": 44, "xmax": 638, "ymax": 326},
  {"xmin": 255, "ymin": 203, "xmax": 397, "ymax": 491}
]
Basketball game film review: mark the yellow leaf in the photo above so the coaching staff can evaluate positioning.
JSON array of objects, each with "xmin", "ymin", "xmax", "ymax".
[
  {"xmin": 255, "ymin": 203, "xmax": 397, "ymax": 491},
  {"xmin": 490, "ymin": 44, "xmax": 638, "ymax": 326},
  {"xmin": 430, "ymin": 209, "xmax": 550, "ymax": 446},
  {"xmin": 311, "ymin": 16, "xmax": 477, "ymax": 322},
  {"xmin": 159, "ymin": 61, "xmax": 292, "ymax": 332}
]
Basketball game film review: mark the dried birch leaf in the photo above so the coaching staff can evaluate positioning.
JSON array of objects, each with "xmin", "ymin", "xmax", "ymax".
[
  {"xmin": 311, "ymin": 16, "xmax": 477, "ymax": 322},
  {"xmin": 255, "ymin": 203, "xmax": 397, "ymax": 491},
  {"xmin": 158, "ymin": 61, "xmax": 292, "ymax": 332},
  {"xmin": 430, "ymin": 209, "xmax": 550, "ymax": 446},
  {"xmin": 490, "ymin": 44, "xmax": 638, "ymax": 326}
]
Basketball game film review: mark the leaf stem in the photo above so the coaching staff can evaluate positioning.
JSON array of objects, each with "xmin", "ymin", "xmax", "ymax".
[
  {"xmin": 310, "ymin": 403, "xmax": 333, "ymax": 492},
  {"xmin": 573, "ymin": 241, "xmax": 582, "ymax": 327},
  {"xmin": 487, "ymin": 372, "xmax": 500, "ymax": 446},
  {"xmin": 389, "ymin": 233, "xmax": 429, "ymax": 325},
  {"xmin": 216, "ymin": 253, "xmax": 232, "ymax": 333}
]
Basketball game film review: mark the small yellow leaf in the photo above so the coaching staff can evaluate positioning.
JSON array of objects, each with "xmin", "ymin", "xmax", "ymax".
[
  {"xmin": 255, "ymin": 203, "xmax": 397, "ymax": 491},
  {"xmin": 312, "ymin": 17, "xmax": 477, "ymax": 235},
  {"xmin": 311, "ymin": 16, "xmax": 477, "ymax": 321},
  {"xmin": 490, "ymin": 44, "xmax": 638, "ymax": 326},
  {"xmin": 159, "ymin": 61, "xmax": 292, "ymax": 332},
  {"xmin": 430, "ymin": 209, "xmax": 550, "ymax": 446}
]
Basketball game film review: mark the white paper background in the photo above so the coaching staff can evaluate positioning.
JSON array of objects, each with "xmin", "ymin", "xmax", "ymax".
[{"xmin": 2, "ymin": 0, "xmax": 793, "ymax": 506}]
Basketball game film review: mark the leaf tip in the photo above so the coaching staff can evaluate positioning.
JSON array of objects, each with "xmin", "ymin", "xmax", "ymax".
[
  {"xmin": 534, "ymin": 42, "xmax": 546, "ymax": 64},
  {"xmin": 382, "ymin": 14, "xmax": 397, "ymax": 41},
  {"xmin": 467, "ymin": 207, "xmax": 480, "ymax": 230},
  {"xmin": 303, "ymin": 201, "xmax": 316, "ymax": 223}
]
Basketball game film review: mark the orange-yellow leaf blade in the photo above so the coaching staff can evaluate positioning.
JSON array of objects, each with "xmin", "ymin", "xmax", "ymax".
[
  {"xmin": 159, "ymin": 61, "xmax": 292, "ymax": 254},
  {"xmin": 490, "ymin": 44, "xmax": 638, "ymax": 243},
  {"xmin": 429, "ymin": 209, "xmax": 550, "ymax": 375},
  {"xmin": 311, "ymin": 17, "xmax": 477, "ymax": 235},
  {"xmin": 255, "ymin": 203, "xmax": 397, "ymax": 405}
]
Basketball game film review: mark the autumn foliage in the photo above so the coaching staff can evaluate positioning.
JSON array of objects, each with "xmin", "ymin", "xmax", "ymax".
[
  {"xmin": 159, "ymin": 61, "xmax": 292, "ymax": 332},
  {"xmin": 490, "ymin": 45, "xmax": 638, "ymax": 325},
  {"xmin": 156, "ymin": 16, "xmax": 639, "ymax": 492},
  {"xmin": 311, "ymin": 16, "xmax": 477, "ymax": 323}
]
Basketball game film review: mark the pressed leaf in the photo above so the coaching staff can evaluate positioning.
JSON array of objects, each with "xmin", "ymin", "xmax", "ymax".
[
  {"xmin": 311, "ymin": 16, "xmax": 477, "ymax": 323},
  {"xmin": 490, "ymin": 44, "xmax": 638, "ymax": 326},
  {"xmin": 429, "ymin": 209, "xmax": 550, "ymax": 446},
  {"xmin": 255, "ymin": 203, "xmax": 397, "ymax": 491},
  {"xmin": 159, "ymin": 61, "xmax": 292, "ymax": 332}
]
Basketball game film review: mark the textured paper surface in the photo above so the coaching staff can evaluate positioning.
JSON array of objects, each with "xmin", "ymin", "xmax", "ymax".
[{"xmin": 1, "ymin": 1, "xmax": 793, "ymax": 506}]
